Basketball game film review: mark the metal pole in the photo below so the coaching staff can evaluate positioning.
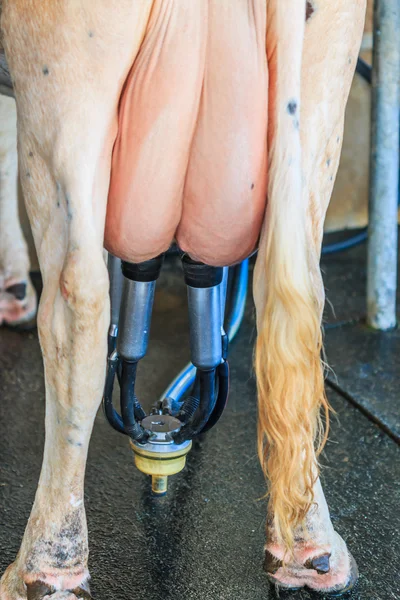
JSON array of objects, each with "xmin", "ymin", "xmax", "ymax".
[{"xmin": 367, "ymin": 0, "xmax": 400, "ymax": 330}]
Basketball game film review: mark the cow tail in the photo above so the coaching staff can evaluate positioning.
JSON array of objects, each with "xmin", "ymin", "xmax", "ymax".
[{"xmin": 254, "ymin": 0, "xmax": 330, "ymax": 552}]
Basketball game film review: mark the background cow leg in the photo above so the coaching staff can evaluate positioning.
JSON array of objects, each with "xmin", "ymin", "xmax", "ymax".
[{"xmin": 0, "ymin": 95, "xmax": 36, "ymax": 329}]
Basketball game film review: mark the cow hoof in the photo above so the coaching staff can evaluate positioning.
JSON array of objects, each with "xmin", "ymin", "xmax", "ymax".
[
  {"xmin": 264, "ymin": 543, "xmax": 359, "ymax": 597},
  {"xmin": 0, "ymin": 280, "xmax": 37, "ymax": 330},
  {"xmin": 4, "ymin": 312, "xmax": 37, "ymax": 331},
  {"xmin": 26, "ymin": 581, "xmax": 92, "ymax": 600},
  {"xmin": 0, "ymin": 565, "xmax": 92, "ymax": 600},
  {"xmin": 314, "ymin": 554, "xmax": 359, "ymax": 598}
]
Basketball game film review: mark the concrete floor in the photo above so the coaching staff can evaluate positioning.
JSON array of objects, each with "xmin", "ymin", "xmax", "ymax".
[
  {"xmin": 1, "ymin": 246, "xmax": 399, "ymax": 600},
  {"xmin": 322, "ymin": 232, "xmax": 400, "ymax": 443}
]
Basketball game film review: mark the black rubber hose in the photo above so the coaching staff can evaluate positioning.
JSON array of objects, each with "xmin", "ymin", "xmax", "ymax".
[
  {"xmin": 177, "ymin": 394, "xmax": 200, "ymax": 425},
  {"xmin": 176, "ymin": 371, "xmax": 201, "ymax": 423},
  {"xmin": 191, "ymin": 371, "xmax": 201, "ymax": 401},
  {"xmin": 181, "ymin": 254, "xmax": 224, "ymax": 288},
  {"xmin": 356, "ymin": 56, "xmax": 372, "ymax": 84},
  {"xmin": 199, "ymin": 361, "xmax": 230, "ymax": 435},
  {"xmin": 120, "ymin": 360, "xmax": 148, "ymax": 442},
  {"xmin": 174, "ymin": 369, "xmax": 216, "ymax": 443},
  {"xmin": 210, "ymin": 363, "xmax": 230, "ymax": 431},
  {"xmin": 321, "ymin": 230, "xmax": 368, "ymax": 255},
  {"xmin": 190, "ymin": 369, "xmax": 217, "ymax": 434},
  {"xmin": 103, "ymin": 356, "xmax": 126, "ymax": 435}
]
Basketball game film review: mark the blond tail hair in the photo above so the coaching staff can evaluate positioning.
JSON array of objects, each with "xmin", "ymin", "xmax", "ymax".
[{"xmin": 254, "ymin": 0, "xmax": 330, "ymax": 550}]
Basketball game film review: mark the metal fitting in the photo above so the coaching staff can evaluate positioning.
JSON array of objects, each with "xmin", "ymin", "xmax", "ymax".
[{"xmin": 130, "ymin": 414, "xmax": 192, "ymax": 495}]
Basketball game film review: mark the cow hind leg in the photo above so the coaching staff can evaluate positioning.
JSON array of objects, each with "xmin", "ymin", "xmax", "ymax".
[
  {"xmin": 253, "ymin": 0, "xmax": 366, "ymax": 594},
  {"xmin": 0, "ymin": 128, "xmax": 109, "ymax": 600},
  {"xmin": 0, "ymin": 130, "xmax": 111, "ymax": 600},
  {"xmin": 0, "ymin": 95, "xmax": 37, "ymax": 329},
  {"xmin": 0, "ymin": 2, "xmax": 153, "ymax": 598}
]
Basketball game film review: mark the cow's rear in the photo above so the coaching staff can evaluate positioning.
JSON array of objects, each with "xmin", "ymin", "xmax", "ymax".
[{"xmin": 0, "ymin": 1, "xmax": 367, "ymax": 598}]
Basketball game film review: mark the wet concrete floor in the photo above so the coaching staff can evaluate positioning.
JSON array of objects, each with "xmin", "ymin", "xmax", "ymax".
[
  {"xmin": 0, "ymin": 253, "xmax": 399, "ymax": 600},
  {"xmin": 322, "ymin": 231, "xmax": 400, "ymax": 442}
]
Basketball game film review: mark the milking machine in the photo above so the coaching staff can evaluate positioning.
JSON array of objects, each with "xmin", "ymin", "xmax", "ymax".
[{"xmin": 103, "ymin": 251, "xmax": 248, "ymax": 495}]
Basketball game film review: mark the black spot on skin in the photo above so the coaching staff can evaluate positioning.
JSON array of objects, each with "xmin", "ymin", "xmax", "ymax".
[
  {"xmin": 59, "ymin": 510, "xmax": 86, "ymax": 550},
  {"xmin": 306, "ymin": 1, "xmax": 315, "ymax": 21},
  {"xmin": 57, "ymin": 183, "xmax": 73, "ymax": 218},
  {"xmin": 65, "ymin": 192, "xmax": 73, "ymax": 221},
  {"xmin": 6, "ymin": 282, "xmax": 26, "ymax": 300},
  {"xmin": 42, "ymin": 66, "xmax": 49, "ymax": 76},
  {"xmin": 25, "ymin": 557, "xmax": 36, "ymax": 574},
  {"xmin": 348, "ymin": 57, "xmax": 352, "ymax": 64},
  {"xmin": 88, "ymin": 30, "xmax": 94, "ymax": 38},
  {"xmin": 72, "ymin": 558, "xmax": 82, "ymax": 568},
  {"xmin": 29, "ymin": 151, "xmax": 33, "ymax": 157},
  {"xmin": 24, "ymin": 510, "xmax": 87, "ymax": 577},
  {"xmin": 52, "ymin": 546, "xmax": 70, "ymax": 567},
  {"xmin": 48, "ymin": 510, "xmax": 87, "ymax": 570},
  {"xmin": 326, "ymin": 158, "xmax": 331, "ymax": 167},
  {"xmin": 25, "ymin": 541, "xmax": 54, "ymax": 574},
  {"xmin": 26, "ymin": 171, "xmax": 31, "ymax": 178},
  {"xmin": 67, "ymin": 437, "xmax": 83, "ymax": 447},
  {"xmin": 287, "ymin": 100, "xmax": 297, "ymax": 115},
  {"xmin": 66, "ymin": 418, "xmax": 83, "ymax": 431},
  {"xmin": 56, "ymin": 181, "xmax": 61, "ymax": 207},
  {"xmin": 330, "ymin": 176, "xmax": 333, "ymax": 181},
  {"xmin": 251, "ymin": 183, "xmax": 255, "ymax": 190},
  {"xmin": 337, "ymin": 136, "xmax": 340, "ymax": 143}
]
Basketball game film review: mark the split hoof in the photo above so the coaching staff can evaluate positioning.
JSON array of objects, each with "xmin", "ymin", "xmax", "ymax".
[
  {"xmin": 264, "ymin": 548, "xmax": 359, "ymax": 597},
  {"xmin": 26, "ymin": 581, "xmax": 92, "ymax": 600},
  {"xmin": 319, "ymin": 554, "xmax": 359, "ymax": 598},
  {"xmin": 0, "ymin": 565, "xmax": 92, "ymax": 600}
]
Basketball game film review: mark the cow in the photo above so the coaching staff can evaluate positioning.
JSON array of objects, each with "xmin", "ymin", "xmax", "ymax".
[
  {"xmin": 0, "ymin": 1, "xmax": 366, "ymax": 598},
  {"xmin": 0, "ymin": 95, "xmax": 36, "ymax": 329}
]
